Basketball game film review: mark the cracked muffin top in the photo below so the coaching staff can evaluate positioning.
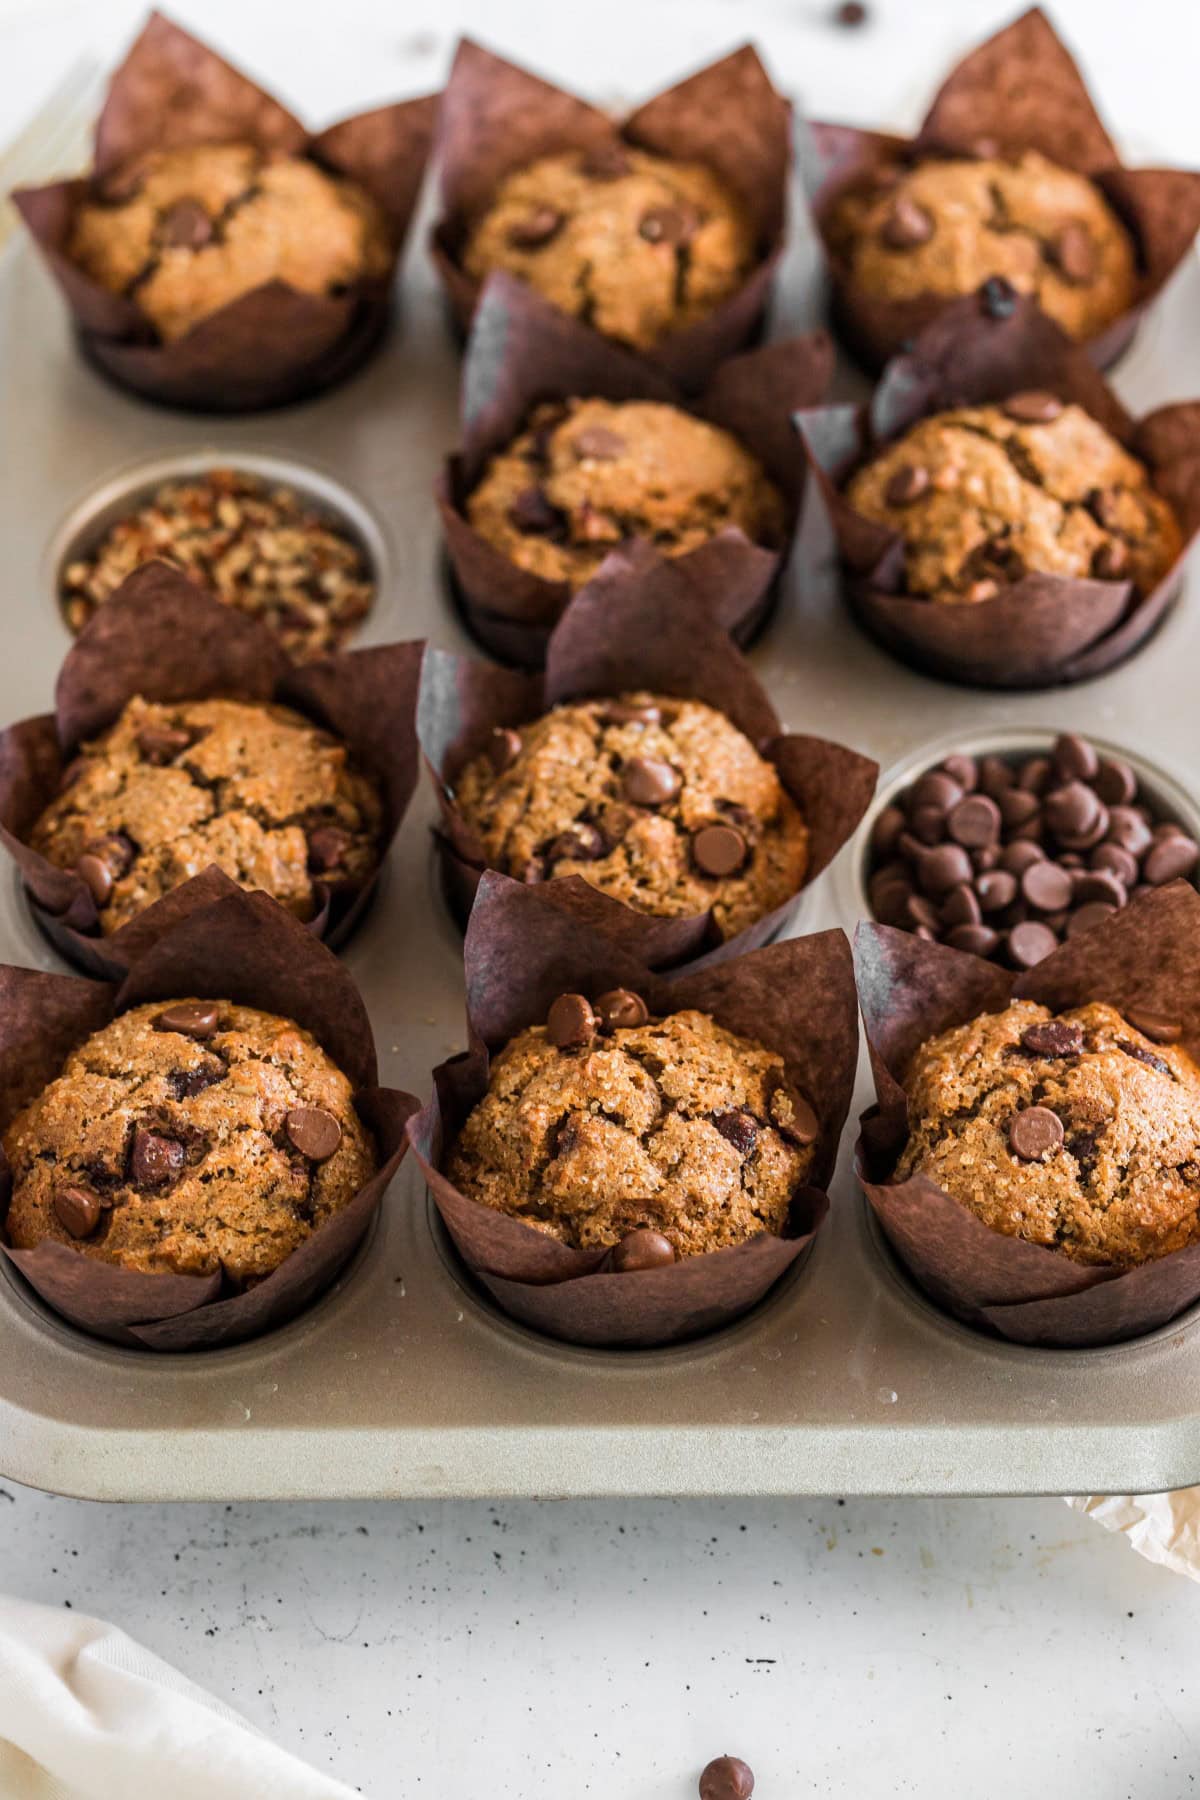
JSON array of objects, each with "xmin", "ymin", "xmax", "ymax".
[
  {"xmin": 4, "ymin": 999, "xmax": 377, "ymax": 1284},
  {"xmin": 844, "ymin": 396, "xmax": 1181, "ymax": 603},
  {"xmin": 447, "ymin": 992, "xmax": 818, "ymax": 1257},
  {"xmin": 825, "ymin": 151, "xmax": 1137, "ymax": 343},
  {"xmin": 464, "ymin": 398, "xmax": 786, "ymax": 590},
  {"xmin": 30, "ymin": 695, "xmax": 383, "ymax": 936},
  {"xmin": 461, "ymin": 144, "xmax": 757, "ymax": 350},
  {"xmin": 452, "ymin": 693, "xmax": 809, "ymax": 942},
  {"xmin": 896, "ymin": 999, "xmax": 1200, "ymax": 1267},
  {"xmin": 69, "ymin": 143, "xmax": 393, "ymax": 343}
]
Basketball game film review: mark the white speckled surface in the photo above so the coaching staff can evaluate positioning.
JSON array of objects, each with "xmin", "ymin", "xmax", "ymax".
[{"xmin": 2, "ymin": 1, "xmax": 1200, "ymax": 1793}]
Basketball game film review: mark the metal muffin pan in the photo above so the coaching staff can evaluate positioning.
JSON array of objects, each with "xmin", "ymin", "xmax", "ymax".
[{"xmin": 3, "ymin": 193, "xmax": 1200, "ymax": 1500}]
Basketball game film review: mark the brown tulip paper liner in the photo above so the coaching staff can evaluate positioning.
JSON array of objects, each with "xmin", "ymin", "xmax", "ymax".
[
  {"xmin": 407, "ymin": 871, "xmax": 856, "ymax": 1348},
  {"xmin": 856, "ymin": 884, "xmax": 1200, "ymax": 1348},
  {"xmin": 795, "ymin": 291, "xmax": 1200, "ymax": 689},
  {"xmin": 799, "ymin": 7, "xmax": 1200, "ymax": 374},
  {"xmin": 11, "ymin": 11, "xmax": 436, "ymax": 411},
  {"xmin": 430, "ymin": 40, "xmax": 790, "ymax": 390},
  {"xmin": 438, "ymin": 274, "xmax": 833, "ymax": 667},
  {"xmin": 418, "ymin": 555, "xmax": 878, "ymax": 969},
  {"xmin": 0, "ymin": 562, "xmax": 424, "ymax": 976},
  {"xmin": 0, "ymin": 887, "xmax": 416, "ymax": 1350}
]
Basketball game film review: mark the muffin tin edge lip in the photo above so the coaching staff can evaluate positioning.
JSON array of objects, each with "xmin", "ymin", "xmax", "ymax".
[
  {"xmin": 838, "ymin": 722, "xmax": 1200, "ymax": 939},
  {"xmin": 42, "ymin": 446, "xmax": 394, "ymax": 650}
]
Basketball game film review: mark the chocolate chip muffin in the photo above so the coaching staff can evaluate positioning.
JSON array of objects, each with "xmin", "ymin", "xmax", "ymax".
[
  {"xmin": 845, "ymin": 396, "xmax": 1181, "ymax": 602},
  {"xmin": 896, "ymin": 999, "xmax": 1200, "ymax": 1266},
  {"xmin": 30, "ymin": 696, "xmax": 383, "ymax": 935},
  {"xmin": 461, "ymin": 145, "xmax": 757, "ymax": 350},
  {"xmin": 453, "ymin": 695, "xmax": 809, "ymax": 941},
  {"xmin": 448, "ymin": 991, "xmax": 817, "ymax": 1256},
  {"xmin": 4, "ymin": 999, "xmax": 376, "ymax": 1284},
  {"xmin": 826, "ymin": 152, "xmax": 1137, "ymax": 342},
  {"xmin": 69, "ymin": 143, "xmax": 392, "ymax": 342},
  {"xmin": 465, "ymin": 398, "xmax": 786, "ymax": 589}
]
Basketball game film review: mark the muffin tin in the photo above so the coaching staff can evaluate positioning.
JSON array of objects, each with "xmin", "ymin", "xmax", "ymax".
[{"xmin": 2, "ymin": 158, "xmax": 1200, "ymax": 1499}]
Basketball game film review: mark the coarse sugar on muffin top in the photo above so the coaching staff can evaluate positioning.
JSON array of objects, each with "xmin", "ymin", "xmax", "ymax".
[
  {"xmin": 30, "ymin": 695, "xmax": 383, "ymax": 935},
  {"xmin": 447, "ymin": 991, "xmax": 818, "ymax": 1256},
  {"xmin": 69, "ymin": 143, "xmax": 392, "ymax": 343},
  {"xmin": 462, "ymin": 145, "xmax": 758, "ymax": 350},
  {"xmin": 896, "ymin": 999, "xmax": 1200, "ymax": 1267},
  {"xmin": 4, "ymin": 999, "xmax": 377, "ymax": 1284},
  {"xmin": 825, "ymin": 151, "xmax": 1137, "ymax": 343},
  {"xmin": 465, "ymin": 398, "xmax": 786, "ymax": 589},
  {"xmin": 452, "ymin": 694, "xmax": 809, "ymax": 942},
  {"xmin": 844, "ymin": 396, "xmax": 1181, "ymax": 603}
]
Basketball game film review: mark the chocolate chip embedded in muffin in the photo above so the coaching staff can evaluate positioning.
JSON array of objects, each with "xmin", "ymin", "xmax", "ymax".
[
  {"xmin": 29, "ymin": 695, "xmax": 383, "ymax": 935},
  {"xmin": 845, "ymin": 401, "xmax": 1181, "ymax": 603},
  {"xmin": 452, "ymin": 693, "xmax": 809, "ymax": 942},
  {"xmin": 895, "ymin": 999, "xmax": 1200, "ymax": 1266},
  {"xmin": 462, "ymin": 146, "xmax": 758, "ymax": 350},
  {"xmin": 465, "ymin": 398, "xmax": 786, "ymax": 590},
  {"xmin": 69, "ymin": 143, "xmax": 392, "ymax": 344},
  {"xmin": 3, "ymin": 1000, "xmax": 377, "ymax": 1284},
  {"xmin": 447, "ymin": 1000, "xmax": 814, "ymax": 1255},
  {"xmin": 825, "ymin": 151, "xmax": 1137, "ymax": 343}
]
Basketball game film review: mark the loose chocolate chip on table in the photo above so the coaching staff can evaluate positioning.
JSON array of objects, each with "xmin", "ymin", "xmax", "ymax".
[
  {"xmin": 713, "ymin": 1109, "xmax": 759, "ymax": 1156},
  {"xmin": 307, "ymin": 826, "xmax": 351, "ymax": 873},
  {"xmin": 1125, "ymin": 1009, "xmax": 1183, "ymax": 1044},
  {"xmin": 880, "ymin": 197, "xmax": 934, "ymax": 249},
  {"xmin": 1008, "ymin": 1105, "xmax": 1065, "ymax": 1162},
  {"xmin": 76, "ymin": 852, "xmax": 114, "ymax": 906},
  {"xmin": 507, "ymin": 487, "xmax": 562, "ymax": 535},
  {"xmin": 1046, "ymin": 220, "xmax": 1096, "ymax": 284},
  {"xmin": 1007, "ymin": 920, "xmax": 1058, "ymax": 969},
  {"xmin": 693, "ymin": 824, "xmax": 748, "ymax": 878},
  {"xmin": 137, "ymin": 725, "xmax": 192, "ymax": 764},
  {"xmin": 130, "ymin": 1127, "xmax": 185, "ymax": 1187},
  {"xmin": 611, "ymin": 1229, "xmax": 677, "ymax": 1273},
  {"xmin": 700, "ymin": 1756, "xmax": 755, "ymax": 1800},
  {"xmin": 639, "ymin": 205, "xmax": 696, "ymax": 246},
  {"xmin": 947, "ymin": 793, "xmax": 1001, "ymax": 848},
  {"xmin": 285, "ymin": 1107, "xmax": 343, "ymax": 1161},
  {"xmin": 1143, "ymin": 834, "xmax": 1200, "ymax": 885},
  {"xmin": 154, "ymin": 1002, "xmax": 219, "ymax": 1039},
  {"xmin": 573, "ymin": 426, "xmax": 626, "ymax": 461},
  {"xmin": 1020, "ymin": 1021, "xmax": 1084, "ymax": 1058},
  {"xmin": 1002, "ymin": 391, "xmax": 1063, "ymax": 424},
  {"xmin": 547, "ymin": 993, "xmax": 597, "ymax": 1050},
  {"xmin": 623, "ymin": 757, "xmax": 681, "ymax": 807},
  {"xmin": 507, "ymin": 206, "xmax": 564, "ymax": 249},
  {"xmin": 160, "ymin": 197, "xmax": 213, "ymax": 249},
  {"xmin": 884, "ymin": 463, "xmax": 929, "ymax": 506},
  {"xmin": 1021, "ymin": 860, "xmax": 1074, "ymax": 913},
  {"xmin": 486, "ymin": 726, "xmax": 522, "ymax": 774},
  {"xmin": 834, "ymin": 0, "xmax": 868, "ymax": 21},
  {"xmin": 594, "ymin": 989, "xmax": 649, "ymax": 1032},
  {"xmin": 980, "ymin": 276, "xmax": 1018, "ymax": 318},
  {"xmin": 53, "ymin": 1185, "xmax": 102, "ymax": 1239}
]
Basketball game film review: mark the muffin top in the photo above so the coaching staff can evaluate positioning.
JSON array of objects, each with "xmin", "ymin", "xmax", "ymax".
[
  {"xmin": 461, "ymin": 145, "xmax": 757, "ymax": 350},
  {"xmin": 453, "ymin": 693, "xmax": 809, "ymax": 942},
  {"xmin": 844, "ymin": 396, "xmax": 1181, "ymax": 603},
  {"xmin": 69, "ymin": 143, "xmax": 392, "ymax": 342},
  {"xmin": 896, "ymin": 999, "xmax": 1200, "ymax": 1267},
  {"xmin": 465, "ymin": 398, "xmax": 786, "ymax": 589},
  {"xmin": 30, "ymin": 695, "xmax": 383, "ymax": 936},
  {"xmin": 447, "ymin": 996, "xmax": 817, "ymax": 1256},
  {"xmin": 826, "ymin": 151, "xmax": 1137, "ymax": 343},
  {"xmin": 4, "ymin": 999, "xmax": 377, "ymax": 1285}
]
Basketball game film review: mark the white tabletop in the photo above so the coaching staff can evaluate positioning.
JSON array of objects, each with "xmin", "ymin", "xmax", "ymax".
[{"xmin": 2, "ymin": 1, "xmax": 1200, "ymax": 1795}]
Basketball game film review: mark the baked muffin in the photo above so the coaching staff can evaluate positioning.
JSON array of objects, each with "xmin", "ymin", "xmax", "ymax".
[
  {"xmin": 30, "ymin": 696, "xmax": 383, "ymax": 935},
  {"xmin": 826, "ymin": 151, "xmax": 1137, "ymax": 343},
  {"xmin": 4, "ymin": 999, "xmax": 376, "ymax": 1284},
  {"xmin": 461, "ymin": 145, "xmax": 757, "ymax": 350},
  {"xmin": 845, "ymin": 396, "xmax": 1181, "ymax": 602},
  {"xmin": 896, "ymin": 999, "xmax": 1200, "ymax": 1267},
  {"xmin": 69, "ymin": 143, "xmax": 392, "ymax": 342},
  {"xmin": 465, "ymin": 398, "xmax": 786, "ymax": 589},
  {"xmin": 447, "ymin": 992, "xmax": 817, "ymax": 1255},
  {"xmin": 453, "ymin": 694, "xmax": 809, "ymax": 941}
]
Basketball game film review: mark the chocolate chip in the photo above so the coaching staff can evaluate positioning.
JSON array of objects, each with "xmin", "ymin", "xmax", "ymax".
[
  {"xmin": 639, "ymin": 205, "xmax": 696, "ymax": 246},
  {"xmin": 1008, "ymin": 1105, "xmax": 1064, "ymax": 1161},
  {"xmin": 137, "ymin": 725, "xmax": 192, "ymax": 764},
  {"xmin": 700, "ymin": 1757, "xmax": 755, "ymax": 1800},
  {"xmin": 1002, "ymin": 391, "xmax": 1063, "ymax": 425},
  {"xmin": 573, "ymin": 425, "xmax": 626, "ymax": 461},
  {"xmin": 1143, "ymin": 835, "xmax": 1199, "ymax": 885},
  {"xmin": 1090, "ymin": 759, "xmax": 1136, "ymax": 808},
  {"xmin": 1021, "ymin": 860, "xmax": 1073, "ymax": 913},
  {"xmin": 1007, "ymin": 920, "xmax": 1058, "ymax": 968},
  {"xmin": 546, "ymin": 823, "xmax": 607, "ymax": 863},
  {"xmin": 834, "ymin": 0, "xmax": 868, "ymax": 21},
  {"xmin": 594, "ymin": 989, "xmax": 648, "ymax": 1031},
  {"xmin": 507, "ymin": 206, "xmax": 564, "ymax": 249},
  {"xmin": 1090, "ymin": 841, "xmax": 1139, "ymax": 886},
  {"xmin": 1020, "ymin": 1021, "xmax": 1084, "ymax": 1058},
  {"xmin": 76, "ymin": 852, "xmax": 114, "ymax": 906},
  {"xmin": 160, "ymin": 197, "xmax": 213, "ymax": 249},
  {"xmin": 1051, "ymin": 734, "xmax": 1100, "ymax": 784},
  {"xmin": 976, "ymin": 869, "xmax": 1018, "ymax": 913},
  {"xmin": 486, "ymin": 726, "xmax": 522, "ymax": 774},
  {"xmin": 941, "ymin": 883, "xmax": 982, "ymax": 929},
  {"xmin": 622, "ymin": 757, "xmax": 681, "ymax": 807},
  {"xmin": 1125, "ymin": 1008, "xmax": 1183, "ymax": 1044},
  {"xmin": 998, "ymin": 788, "xmax": 1040, "ymax": 831},
  {"xmin": 917, "ymin": 843, "xmax": 972, "ymax": 896},
  {"xmin": 1002, "ymin": 840, "xmax": 1045, "ymax": 876},
  {"xmin": 611, "ymin": 1229, "xmax": 676, "ymax": 1273},
  {"xmin": 579, "ymin": 143, "xmax": 631, "ymax": 179},
  {"xmin": 979, "ymin": 756, "xmax": 1015, "ymax": 798},
  {"xmin": 771, "ymin": 1082, "xmax": 818, "ymax": 1146},
  {"xmin": 1067, "ymin": 900, "xmax": 1116, "ymax": 937},
  {"xmin": 1106, "ymin": 807, "xmax": 1152, "ymax": 857},
  {"xmin": 130, "ymin": 1127, "xmax": 185, "ymax": 1187},
  {"xmin": 979, "ymin": 276, "xmax": 1018, "ymax": 318},
  {"xmin": 547, "ymin": 993, "xmax": 597, "ymax": 1050},
  {"xmin": 879, "ymin": 196, "xmax": 933, "ymax": 249},
  {"xmin": 947, "ymin": 793, "xmax": 1001, "ymax": 848},
  {"xmin": 599, "ymin": 701, "xmax": 663, "ymax": 728},
  {"xmin": 285, "ymin": 1107, "xmax": 343, "ymax": 1161},
  {"xmin": 169, "ymin": 1066, "xmax": 224, "ymax": 1099},
  {"xmin": 713, "ymin": 1109, "xmax": 759, "ymax": 1156},
  {"xmin": 307, "ymin": 826, "xmax": 352, "ymax": 873},
  {"xmin": 154, "ymin": 1002, "xmax": 219, "ymax": 1040},
  {"xmin": 871, "ymin": 805, "xmax": 907, "ymax": 858},
  {"xmin": 1073, "ymin": 869, "xmax": 1127, "ymax": 908},
  {"xmin": 1017, "ymin": 756, "xmax": 1052, "ymax": 795},
  {"xmin": 1047, "ymin": 221, "xmax": 1096, "ymax": 284},
  {"xmin": 693, "ymin": 824, "xmax": 748, "ymax": 878},
  {"xmin": 53, "ymin": 1185, "xmax": 101, "ymax": 1239},
  {"xmin": 1092, "ymin": 540, "xmax": 1130, "ymax": 580},
  {"xmin": 939, "ymin": 754, "xmax": 978, "ymax": 791},
  {"xmin": 912, "ymin": 772, "xmax": 962, "ymax": 812},
  {"xmin": 508, "ymin": 487, "xmax": 563, "ymax": 536},
  {"xmin": 884, "ymin": 463, "xmax": 929, "ymax": 506},
  {"xmin": 1044, "ymin": 781, "xmax": 1102, "ymax": 844},
  {"xmin": 1119, "ymin": 1040, "xmax": 1173, "ymax": 1076},
  {"xmin": 946, "ymin": 923, "xmax": 1000, "ymax": 956}
]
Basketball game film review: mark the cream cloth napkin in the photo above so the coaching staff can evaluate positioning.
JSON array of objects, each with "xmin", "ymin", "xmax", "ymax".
[
  {"xmin": 0, "ymin": 1596, "xmax": 360, "ymax": 1800},
  {"xmin": 1066, "ymin": 1492, "xmax": 1200, "ymax": 1581}
]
